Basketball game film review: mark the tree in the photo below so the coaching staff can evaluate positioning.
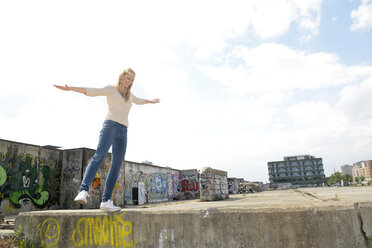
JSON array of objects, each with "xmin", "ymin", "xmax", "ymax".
[
  {"xmin": 343, "ymin": 174, "xmax": 352, "ymax": 182},
  {"xmin": 355, "ymin": 177, "xmax": 359, "ymax": 182},
  {"xmin": 326, "ymin": 172, "xmax": 353, "ymax": 185},
  {"xmin": 326, "ymin": 172, "xmax": 343, "ymax": 185},
  {"xmin": 360, "ymin": 176, "xmax": 365, "ymax": 182}
]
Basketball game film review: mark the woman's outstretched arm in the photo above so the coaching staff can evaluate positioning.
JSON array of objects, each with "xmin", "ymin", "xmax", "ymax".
[
  {"xmin": 53, "ymin": 84, "xmax": 87, "ymax": 94},
  {"xmin": 145, "ymin": 98, "xmax": 160, "ymax": 104}
]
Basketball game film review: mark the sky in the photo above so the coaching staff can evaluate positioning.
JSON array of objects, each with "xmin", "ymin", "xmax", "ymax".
[{"xmin": 1, "ymin": 0, "xmax": 372, "ymax": 183}]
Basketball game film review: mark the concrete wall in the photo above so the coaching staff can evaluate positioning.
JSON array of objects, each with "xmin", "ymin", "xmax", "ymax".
[
  {"xmin": 60, "ymin": 148, "xmax": 84, "ymax": 210},
  {"xmin": 15, "ymin": 202, "xmax": 372, "ymax": 248},
  {"xmin": 1, "ymin": 139, "xmax": 232, "ymax": 213},
  {"xmin": 228, "ymin": 178, "xmax": 242, "ymax": 194},
  {"xmin": 81, "ymin": 149, "xmax": 125, "ymax": 209},
  {"xmin": 180, "ymin": 169, "xmax": 199, "ymax": 200},
  {"xmin": 55, "ymin": 147, "xmax": 126, "ymax": 210},
  {"xmin": 200, "ymin": 167, "xmax": 228, "ymax": 201},
  {"xmin": 0, "ymin": 139, "xmax": 62, "ymax": 215},
  {"xmin": 0, "ymin": 139, "xmax": 186, "ymax": 211},
  {"xmin": 124, "ymin": 162, "xmax": 181, "ymax": 205}
]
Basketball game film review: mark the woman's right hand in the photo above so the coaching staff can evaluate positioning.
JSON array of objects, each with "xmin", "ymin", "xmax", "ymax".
[{"xmin": 53, "ymin": 84, "xmax": 70, "ymax": 91}]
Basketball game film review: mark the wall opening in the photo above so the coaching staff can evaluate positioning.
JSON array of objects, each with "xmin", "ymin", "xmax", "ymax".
[{"xmin": 132, "ymin": 187, "xmax": 138, "ymax": 205}]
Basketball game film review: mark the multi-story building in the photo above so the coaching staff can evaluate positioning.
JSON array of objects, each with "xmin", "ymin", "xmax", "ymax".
[
  {"xmin": 352, "ymin": 163, "xmax": 362, "ymax": 179},
  {"xmin": 340, "ymin": 164, "xmax": 352, "ymax": 176},
  {"xmin": 353, "ymin": 160, "xmax": 372, "ymax": 181},
  {"xmin": 268, "ymin": 155, "xmax": 325, "ymax": 186},
  {"xmin": 364, "ymin": 161, "xmax": 372, "ymax": 180}
]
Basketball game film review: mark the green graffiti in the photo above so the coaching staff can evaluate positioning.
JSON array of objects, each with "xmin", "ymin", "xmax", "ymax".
[
  {"xmin": 0, "ymin": 153, "xmax": 61, "ymax": 209},
  {"xmin": 0, "ymin": 166, "xmax": 6, "ymax": 186},
  {"xmin": 9, "ymin": 188, "xmax": 50, "ymax": 207}
]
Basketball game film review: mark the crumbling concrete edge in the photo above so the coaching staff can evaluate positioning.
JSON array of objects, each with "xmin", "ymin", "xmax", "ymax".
[{"xmin": 354, "ymin": 202, "xmax": 372, "ymax": 248}]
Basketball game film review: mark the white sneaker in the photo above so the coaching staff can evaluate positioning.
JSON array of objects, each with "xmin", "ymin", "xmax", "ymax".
[
  {"xmin": 100, "ymin": 200, "xmax": 121, "ymax": 211},
  {"xmin": 74, "ymin": 190, "xmax": 89, "ymax": 204}
]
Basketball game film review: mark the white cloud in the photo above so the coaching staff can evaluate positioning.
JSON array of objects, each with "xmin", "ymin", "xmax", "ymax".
[
  {"xmin": 194, "ymin": 42, "xmax": 372, "ymax": 177},
  {"xmin": 283, "ymin": 75, "xmax": 372, "ymax": 170},
  {"xmin": 198, "ymin": 43, "xmax": 372, "ymax": 94},
  {"xmin": 0, "ymin": 0, "xmax": 323, "ymax": 77},
  {"xmin": 292, "ymin": 0, "xmax": 322, "ymax": 41},
  {"xmin": 247, "ymin": 0, "xmax": 321, "ymax": 41},
  {"xmin": 337, "ymin": 75, "xmax": 372, "ymax": 120},
  {"xmin": 351, "ymin": 0, "xmax": 372, "ymax": 31}
]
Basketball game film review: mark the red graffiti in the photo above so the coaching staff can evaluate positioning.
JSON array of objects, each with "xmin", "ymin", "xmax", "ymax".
[{"xmin": 181, "ymin": 180, "xmax": 199, "ymax": 192}]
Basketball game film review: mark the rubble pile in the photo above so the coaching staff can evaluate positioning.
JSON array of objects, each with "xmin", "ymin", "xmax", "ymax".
[{"xmin": 239, "ymin": 182, "xmax": 260, "ymax": 193}]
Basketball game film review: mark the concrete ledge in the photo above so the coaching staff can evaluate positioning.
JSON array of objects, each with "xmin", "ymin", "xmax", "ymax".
[{"xmin": 15, "ymin": 203, "xmax": 372, "ymax": 248}]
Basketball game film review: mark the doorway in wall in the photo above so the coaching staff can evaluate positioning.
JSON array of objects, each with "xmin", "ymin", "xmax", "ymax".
[{"xmin": 132, "ymin": 187, "xmax": 138, "ymax": 205}]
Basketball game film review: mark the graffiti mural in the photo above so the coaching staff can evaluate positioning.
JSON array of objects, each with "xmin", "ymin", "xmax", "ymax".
[
  {"xmin": 125, "ymin": 170, "xmax": 183, "ymax": 204},
  {"xmin": 200, "ymin": 178, "xmax": 212, "ymax": 197},
  {"xmin": 93, "ymin": 173, "xmax": 101, "ymax": 190},
  {"xmin": 32, "ymin": 212, "xmax": 137, "ymax": 248},
  {"xmin": 228, "ymin": 181, "xmax": 234, "ymax": 194},
  {"xmin": 167, "ymin": 173, "xmax": 181, "ymax": 200},
  {"xmin": 180, "ymin": 176, "xmax": 199, "ymax": 200},
  {"xmin": 138, "ymin": 182, "xmax": 145, "ymax": 205},
  {"xmin": 228, "ymin": 179, "xmax": 241, "ymax": 194},
  {"xmin": 71, "ymin": 212, "xmax": 137, "ymax": 248},
  {"xmin": 146, "ymin": 173, "xmax": 168, "ymax": 202},
  {"xmin": 62, "ymin": 161, "xmax": 80, "ymax": 185},
  {"xmin": 40, "ymin": 218, "xmax": 60, "ymax": 247},
  {"xmin": 85, "ymin": 157, "xmax": 108, "ymax": 197},
  {"xmin": 0, "ymin": 153, "xmax": 61, "ymax": 209},
  {"xmin": 124, "ymin": 170, "xmax": 144, "ymax": 205}
]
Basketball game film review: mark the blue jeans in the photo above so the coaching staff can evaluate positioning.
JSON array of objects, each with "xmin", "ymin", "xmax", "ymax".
[{"xmin": 79, "ymin": 120, "xmax": 127, "ymax": 202}]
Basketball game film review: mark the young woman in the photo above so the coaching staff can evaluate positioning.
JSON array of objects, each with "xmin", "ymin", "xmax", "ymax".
[{"xmin": 54, "ymin": 68, "xmax": 160, "ymax": 211}]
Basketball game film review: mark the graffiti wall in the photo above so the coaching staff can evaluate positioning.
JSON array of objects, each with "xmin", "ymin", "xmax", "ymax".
[
  {"xmin": 79, "ymin": 148, "xmax": 126, "ymax": 209},
  {"xmin": 60, "ymin": 149, "xmax": 83, "ymax": 209},
  {"xmin": 228, "ymin": 178, "xmax": 243, "ymax": 194},
  {"xmin": 124, "ymin": 168, "xmax": 144, "ymax": 205},
  {"xmin": 180, "ymin": 169, "xmax": 199, "ymax": 200},
  {"xmin": 200, "ymin": 167, "xmax": 229, "ymax": 201},
  {"xmin": 124, "ymin": 162, "xmax": 181, "ymax": 205},
  {"xmin": 16, "ymin": 212, "xmax": 137, "ymax": 248},
  {"xmin": 0, "ymin": 139, "xmax": 62, "ymax": 215},
  {"xmin": 0, "ymin": 138, "xmax": 206, "ymax": 213}
]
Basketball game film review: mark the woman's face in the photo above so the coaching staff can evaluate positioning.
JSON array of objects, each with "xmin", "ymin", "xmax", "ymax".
[{"xmin": 124, "ymin": 73, "xmax": 135, "ymax": 88}]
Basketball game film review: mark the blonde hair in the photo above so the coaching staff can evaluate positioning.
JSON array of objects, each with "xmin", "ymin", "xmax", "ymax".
[{"xmin": 116, "ymin": 67, "xmax": 135, "ymax": 102}]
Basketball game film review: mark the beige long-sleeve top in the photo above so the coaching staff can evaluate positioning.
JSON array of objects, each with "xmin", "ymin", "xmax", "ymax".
[{"xmin": 85, "ymin": 85, "xmax": 146, "ymax": 127}]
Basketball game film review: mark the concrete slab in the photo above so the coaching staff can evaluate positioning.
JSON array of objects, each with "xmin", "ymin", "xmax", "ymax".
[
  {"xmin": 358, "ymin": 202, "xmax": 372, "ymax": 239},
  {"xmin": 15, "ymin": 186, "xmax": 372, "ymax": 248}
]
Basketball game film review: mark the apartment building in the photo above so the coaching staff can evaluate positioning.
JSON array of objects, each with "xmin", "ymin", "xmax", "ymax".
[
  {"xmin": 340, "ymin": 164, "xmax": 352, "ymax": 176},
  {"xmin": 268, "ymin": 155, "xmax": 325, "ymax": 186},
  {"xmin": 352, "ymin": 160, "xmax": 372, "ymax": 180}
]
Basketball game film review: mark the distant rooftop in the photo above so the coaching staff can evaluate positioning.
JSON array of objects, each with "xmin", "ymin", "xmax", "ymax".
[
  {"xmin": 42, "ymin": 145, "xmax": 62, "ymax": 149},
  {"xmin": 283, "ymin": 155, "xmax": 315, "ymax": 161}
]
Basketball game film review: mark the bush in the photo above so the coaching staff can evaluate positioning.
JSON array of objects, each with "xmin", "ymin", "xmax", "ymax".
[
  {"xmin": 0, "ymin": 238, "xmax": 16, "ymax": 248},
  {"xmin": 12, "ymin": 226, "xmax": 39, "ymax": 248}
]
